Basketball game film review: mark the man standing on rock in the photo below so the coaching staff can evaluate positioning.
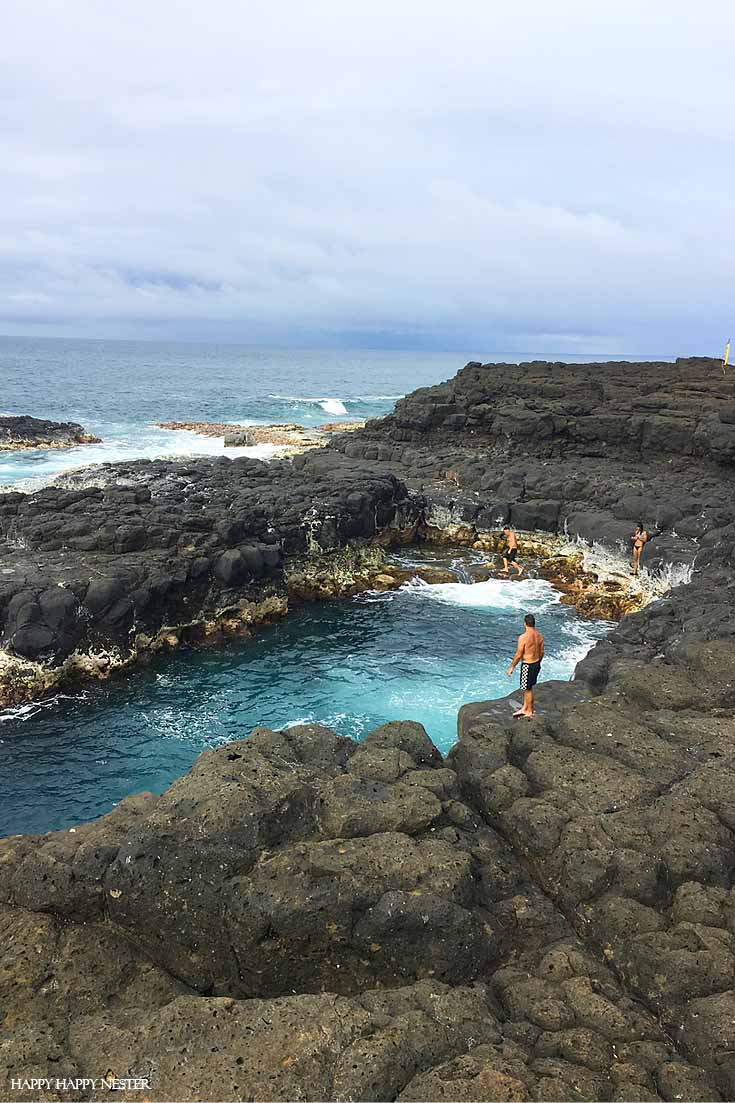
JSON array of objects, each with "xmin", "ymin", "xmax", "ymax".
[
  {"xmin": 500, "ymin": 525, "xmax": 523, "ymax": 577},
  {"xmin": 507, "ymin": 613, "xmax": 544, "ymax": 718}
]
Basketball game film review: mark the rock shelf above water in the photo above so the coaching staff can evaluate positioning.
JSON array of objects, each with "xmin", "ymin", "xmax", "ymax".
[
  {"xmin": 158, "ymin": 419, "xmax": 365, "ymax": 454},
  {"xmin": 0, "ymin": 415, "xmax": 101, "ymax": 451}
]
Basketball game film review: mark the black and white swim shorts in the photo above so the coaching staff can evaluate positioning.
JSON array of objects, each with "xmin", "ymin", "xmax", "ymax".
[{"xmin": 520, "ymin": 660, "xmax": 541, "ymax": 690}]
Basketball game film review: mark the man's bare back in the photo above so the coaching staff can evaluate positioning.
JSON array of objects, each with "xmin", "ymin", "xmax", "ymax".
[
  {"xmin": 507, "ymin": 614, "xmax": 545, "ymax": 717},
  {"xmin": 517, "ymin": 626, "xmax": 544, "ymax": 663}
]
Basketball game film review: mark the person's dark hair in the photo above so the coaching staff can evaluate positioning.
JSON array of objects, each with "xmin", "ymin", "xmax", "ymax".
[
  {"xmin": 502, "ymin": 525, "xmax": 510, "ymax": 531},
  {"xmin": 524, "ymin": 613, "xmax": 535, "ymax": 627},
  {"xmin": 638, "ymin": 521, "xmax": 644, "ymax": 529}
]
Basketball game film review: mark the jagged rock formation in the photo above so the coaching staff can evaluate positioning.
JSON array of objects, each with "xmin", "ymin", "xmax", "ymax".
[
  {"xmin": 344, "ymin": 356, "xmax": 735, "ymax": 461},
  {"xmin": 329, "ymin": 356, "xmax": 735, "ymax": 572},
  {"xmin": 0, "ymin": 415, "xmax": 101, "ymax": 451},
  {"xmin": 0, "ymin": 458, "xmax": 419, "ymax": 703},
  {"xmin": 3, "ymin": 357, "xmax": 735, "ymax": 1099},
  {"xmin": 0, "ymin": 716, "xmax": 727, "ymax": 1101},
  {"xmin": 3, "ymin": 358, "xmax": 733, "ymax": 705}
]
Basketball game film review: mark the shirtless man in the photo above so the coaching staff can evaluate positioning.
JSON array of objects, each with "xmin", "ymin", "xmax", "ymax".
[
  {"xmin": 500, "ymin": 525, "xmax": 523, "ymax": 577},
  {"xmin": 507, "ymin": 613, "xmax": 545, "ymax": 718},
  {"xmin": 631, "ymin": 522, "xmax": 649, "ymax": 577}
]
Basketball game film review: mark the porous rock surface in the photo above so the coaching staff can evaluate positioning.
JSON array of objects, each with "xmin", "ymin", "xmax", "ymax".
[
  {"xmin": 1, "ymin": 719, "xmax": 725, "ymax": 1101},
  {"xmin": 329, "ymin": 356, "xmax": 735, "ymax": 572},
  {"xmin": 3, "ymin": 357, "xmax": 735, "ymax": 1100},
  {"xmin": 0, "ymin": 458, "xmax": 419, "ymax": 701}
]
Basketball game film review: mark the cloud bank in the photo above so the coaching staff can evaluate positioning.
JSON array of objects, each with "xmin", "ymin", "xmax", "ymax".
[{"xmin": 1, "ymin": 0, "xmax": 733, "ymax": 352}]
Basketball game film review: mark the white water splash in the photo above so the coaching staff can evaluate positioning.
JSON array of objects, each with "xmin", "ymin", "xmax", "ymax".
[
  {"xmin": 399, "ymin": 575, "xmax": 562, "ymax": 612},
  {"xmin": 269, "ymin": 395, "xmax": 350, "ymax": 416},
  {"xmin": 0, "ymin": 425, "xmax": 283, "ymax": 493},
  {"xmin": 557, "ymin": 532, "xmax": 694, "ymax": 601}
]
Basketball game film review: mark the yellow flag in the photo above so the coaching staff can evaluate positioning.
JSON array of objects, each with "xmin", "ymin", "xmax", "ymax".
[{"xmin": 725, "ymin": 338, "xmax": 731, "ymax": 373}]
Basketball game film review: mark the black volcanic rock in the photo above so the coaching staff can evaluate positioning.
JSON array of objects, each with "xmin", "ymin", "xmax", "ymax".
[
  {"xmin": 0, "ymin": 415, "xmax": 101, "ymax": 450},
  {"xmin": 3, "ymin": 357, "xmax": 735, "ymax": 1098},
  {"xmin": 0, "ymin": 721, "xmax": 725, "ymax": 1101},
  {"xmin": 0, "ymin": 455, "xmax": 421, "ymax": 678},
  {"xmin": 353, "ymin": 356, "xmax": 735, "ymax": 462},
  {"xmin": 325, "ymin": 356, "xmax": 735, "ymax": 574}
]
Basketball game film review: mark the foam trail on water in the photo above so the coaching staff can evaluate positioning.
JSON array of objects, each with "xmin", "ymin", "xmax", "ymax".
[
  {"xmin": 269, "ymin": 395, "xmax": 350, "ymax": 416},
  {"xmin": 401, "ymin": 576, "xmax": 562, "ymax": 612},
  {"xmin": 0, "ymin": 429, "xmax": 284, "ymax": 491},
  {"xmin": 354, "ymin": 394, "xmax": 403, "ymax": 401},
  {"xmin": 542, "ymin": 617, "xmax": 612, "ymax": 681}
]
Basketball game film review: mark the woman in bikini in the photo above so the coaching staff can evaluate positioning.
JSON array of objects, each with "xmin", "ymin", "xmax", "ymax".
[{"xmin": 631, "ymin": 522, "xmax": 648, "ymax": 577}]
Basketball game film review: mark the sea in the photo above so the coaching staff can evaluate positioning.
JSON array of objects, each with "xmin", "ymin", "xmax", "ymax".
[
  {"xmin": 0, "ymin": 336, "xmax": 627, "ymax": 834},
  {"xmin": 0, "ymin": 337, "xmax": 473, "ymax": 486}
]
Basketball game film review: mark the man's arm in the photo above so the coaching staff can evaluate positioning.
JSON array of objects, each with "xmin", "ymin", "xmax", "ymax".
[
  {"xmin": 539, "ymin": 635, "xmax": 545, "ymax": 660},
  {"xmin": 507, "ymin": 633, "xmax": 525, "ymax": 676}
]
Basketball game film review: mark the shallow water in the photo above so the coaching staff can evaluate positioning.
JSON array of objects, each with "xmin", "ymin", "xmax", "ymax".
[{"xmin": 0, "ymin": 554, "xmax": 611, "ymax": 836}]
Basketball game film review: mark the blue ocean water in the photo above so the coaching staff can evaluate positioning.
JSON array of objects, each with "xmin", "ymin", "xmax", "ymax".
[
  {"xmin": 0, "ymin": 552, "xmax": 611, "ymax": 836},
  {"xmin": 0, "ymin": 337, "xmax": 618, "ymax": 837},
  {"xmin": 0, "ymin": 337, "xmax": 471, "ymax": 486}
]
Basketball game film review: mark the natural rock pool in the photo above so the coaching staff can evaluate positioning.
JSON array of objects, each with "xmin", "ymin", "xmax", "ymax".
[{"xmin": 0, "ymin": 549, "xmax": 611, "ymax": 836}]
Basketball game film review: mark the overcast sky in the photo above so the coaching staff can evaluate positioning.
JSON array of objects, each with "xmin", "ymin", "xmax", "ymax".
[{"xmin": 1, "ymin": 1, "xmax": 733, "ymax": 353}]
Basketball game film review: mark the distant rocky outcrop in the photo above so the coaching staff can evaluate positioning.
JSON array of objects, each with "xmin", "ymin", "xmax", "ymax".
[
  {"xmin": 0, "ymin": 415, "xmax": 101, "ymax": 451},
  {"xmin": 158, "ymin": 419, "xmax": 365, "ymax": 454}
]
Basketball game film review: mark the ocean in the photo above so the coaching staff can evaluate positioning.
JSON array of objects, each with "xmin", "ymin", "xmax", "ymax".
[
  {"xmin": 0, "ymin": 336, "xmax": 668, "ymax": 488},
  {"xmin": 0, "ymin": 550, "xmax": 612, "ymax": 835},
  {"xmin": 0, "ymin": 336, "xmax": 620, "ymax": 835},
  {"xmin": 0, "ymin": 337, "xmax": 473, "ymax": 486}
]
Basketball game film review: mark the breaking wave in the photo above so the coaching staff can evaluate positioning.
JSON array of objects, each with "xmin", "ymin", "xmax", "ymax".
[{"xmin": 399, "ymin": 575, "xmax": 563, "ymax": 613}]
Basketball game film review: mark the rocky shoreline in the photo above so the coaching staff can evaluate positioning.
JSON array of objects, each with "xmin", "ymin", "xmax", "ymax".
[
  {"xmin": 0, "ymin": 415, "xmax": 101, "ymax": 451},
  {"xmin": 158, "ymin": 418, "xmax": 365, "ymax": 455},
  {"xmin": 2, "ymin": 357, "xmax": 735, "ymax": 1100},
  {"xmin": 0, "ymin": 481, "xmax": 647, "ymax": 709}
]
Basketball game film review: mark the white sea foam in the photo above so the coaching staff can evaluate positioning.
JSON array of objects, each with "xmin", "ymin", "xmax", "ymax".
[
  {"xmin": 269, "ymin": 395, "xmax": 349, "ymax": 415},
  {"xmin": 400, "ymin": 576, "xmax": 562, "ymax": 612},
  {"xmin": 541, "ymin": 617, "xmax": 610, "ymax": 681},
  {"xmin": 319, "ymin": 399, "xmax": 348, "ymax": 415},
  {"xmin": 354, "ymin": 394, "xmax": 403, "ymax": 401},
  {"xmin": 0, "ymin": 693, "xmax": 81, "ymax": 724},
  {"xmin": 0, "ymin": 429, "xmax": 284, "ymax": 491}
]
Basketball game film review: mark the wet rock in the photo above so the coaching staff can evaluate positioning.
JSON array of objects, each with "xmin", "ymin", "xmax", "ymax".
[{"xmin": 0, "ymin": 415, "xmax": 101, "ymax": 451}]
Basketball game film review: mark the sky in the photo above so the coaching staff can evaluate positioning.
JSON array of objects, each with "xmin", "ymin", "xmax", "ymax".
[{"xmin": 1, "ymin": 0, "xmax": 733, "ymax": 354}]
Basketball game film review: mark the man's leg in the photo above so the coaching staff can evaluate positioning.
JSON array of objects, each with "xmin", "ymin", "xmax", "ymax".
[
  {"xmin": 513, "ymin": 664, "xmax": 526, "ymax": 716},
  {"xmin": 514, "ymin": 560, "xmax": 523, "ymax": 577},
  {"xmin": 632, "ymin": 547, "xmax": 639, "ymax": 576},
  {"xmin": 524, "ymin": 688, "xmax": 534, "ymax": 716},
  {"xmin": 500, "ymin": 556, "xmax": 509, "ymax": 574}
]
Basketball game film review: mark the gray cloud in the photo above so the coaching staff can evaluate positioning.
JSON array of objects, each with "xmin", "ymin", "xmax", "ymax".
[{"xmin": 1, "ymin": 0, "xmax": 733, "ymax": 352}]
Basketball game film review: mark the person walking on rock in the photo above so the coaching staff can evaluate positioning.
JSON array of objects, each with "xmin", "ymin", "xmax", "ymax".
[
  {"xmin": 500, "ymin": 525, "xmax": 523, "ymax": 577},
  {"xmin": 631, "ymin": 522, "xmax": 649, "ymax": 577},
  {"xmin": 507, "ymin": 613, "xmax": 544, "ymax": 718}
]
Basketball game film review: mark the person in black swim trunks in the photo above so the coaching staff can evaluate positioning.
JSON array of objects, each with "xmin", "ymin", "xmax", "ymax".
[
  {"xmin": 500, "ymin": 525, "xmax": 523, "ymax": 577},
  {"xmin": 507, "ymin": 613, "xmax": 544, "ymax": 718}
]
